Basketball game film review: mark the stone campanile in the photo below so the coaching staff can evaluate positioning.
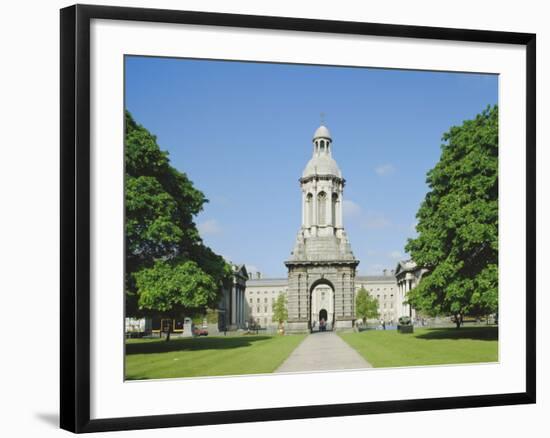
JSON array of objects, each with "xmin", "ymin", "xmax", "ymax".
[{"xmin": 285, "ymin": 124, "xmax": 359, "ymax": 332}]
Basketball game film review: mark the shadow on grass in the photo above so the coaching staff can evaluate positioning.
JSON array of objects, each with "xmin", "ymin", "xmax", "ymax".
[
  {"xmin": 126, "ymin": 336, "xmax": 272, "ymax": 355},
  {"xmin": 415, "ymin": 326, "xmax": 498, "ymax": 341}
]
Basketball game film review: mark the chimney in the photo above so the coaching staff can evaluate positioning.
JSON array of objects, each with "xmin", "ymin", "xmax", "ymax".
[
  {"xmin": 256, "ymin": 272, "xmax": 261, "ymax": 279},
  {"xmin": 383, "ymin": 269, "xmax": 388, "ymax": 276}
]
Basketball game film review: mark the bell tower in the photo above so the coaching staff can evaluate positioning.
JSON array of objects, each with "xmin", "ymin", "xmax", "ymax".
[
  {"xmin": 301, "ymin": 125, "xmax": 344, "ymax": 238},
  {"xmin": 285, "ymin": 124, "xmax": 359, "ymax": 332}
]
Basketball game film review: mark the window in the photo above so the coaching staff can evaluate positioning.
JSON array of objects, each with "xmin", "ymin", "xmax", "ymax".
[
  {"xmin": 318, "ymin": 192, "xmax": 327, "ymax": 225},
  {"xmin": 257, "ymin": 298, "xmax": 260, "ymax": 303},
  {"xmin": 264, "ymin": 306, "xmax": 268, "ymax": 313},
  {"xmin": 306, "ymin": 193, "xmax": 313, "ymax": 225},
  {"xmin": 249, "ymin": 298, "xmax": 253, "ymax": 304},
  {"xmin": 257, "ymin": 306, "xmax": 260, "ymax": 313},
  {"xmin": 264, "ymin": 298, "xmax": 268, "ymax": 303}
]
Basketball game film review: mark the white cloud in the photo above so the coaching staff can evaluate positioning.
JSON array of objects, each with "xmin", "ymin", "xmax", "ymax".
[
  {"xmin": 362, "ymin": 214, "xmax": 391, "ymax": 229},
  {"xmin": 198, "ymin": 219, "xmax": 222, "ymax": 235},
  {"xmin": 375, "ymin": 163, "xmax": 396, "ymax": 176},
  {"xmin": 342, "ymin": 199, "xmax": 361, "ymax": 218}
]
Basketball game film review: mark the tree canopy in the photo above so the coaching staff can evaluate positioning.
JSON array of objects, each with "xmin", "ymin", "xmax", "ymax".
[
  {"xmin": 355, "ymin": 287, "xmax": 379, "ymax": 322},
  {"xmin": 272, "ymin": 294, "xmax": 288, "ymax": 328},
  {"xmin": 125, "ymin": 111, "xmax": 231, "ymax": 322},
  {"xmin": 405, "ymin": 105, "xmax": 498, "ymax": 327}
]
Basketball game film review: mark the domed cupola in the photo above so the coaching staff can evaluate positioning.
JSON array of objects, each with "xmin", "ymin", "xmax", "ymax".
[
  {"xmin": 302, "ymin": 124, "xmax": 342, "ymax": 178},
  {"xmin": 313, "ymin": 125, "xmax": 332, "ymax": 141}
]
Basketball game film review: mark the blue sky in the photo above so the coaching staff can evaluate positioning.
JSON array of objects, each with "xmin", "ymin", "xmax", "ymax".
[{"xmin": 125, "ymin": 56, "xmax": 498, "ymax": 277}]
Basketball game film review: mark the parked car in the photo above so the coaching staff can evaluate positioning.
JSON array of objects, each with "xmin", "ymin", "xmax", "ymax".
[{"xmin": 193, "ymin": 324, "xmax": 208, "ymax": 336}]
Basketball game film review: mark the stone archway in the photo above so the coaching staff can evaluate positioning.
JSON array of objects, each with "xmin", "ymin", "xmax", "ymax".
[{"xmin": 310, "ymin": 281, "xmax": 335, "ymax": 331}]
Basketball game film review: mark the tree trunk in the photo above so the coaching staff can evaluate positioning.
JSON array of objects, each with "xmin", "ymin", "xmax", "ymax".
[
  {"xmin": 165, "ymin": 318, "xmax": 172, "ymax": 341},
  {"xmin": 455, "ymin": 313, "xmax": 462, "ymax": 329}
]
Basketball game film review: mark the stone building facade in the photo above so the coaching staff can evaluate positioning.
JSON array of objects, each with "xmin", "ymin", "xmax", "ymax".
[
  {"xmin": 394, "ymin": 260, "xmax": 427, "ymax": 319},
  {"xmin": 245, "ymin": 275, "xmax": 288, "ymax": 328},
  {"xmin": 245, "ymin": 270, "xmax": 401, "ymax": 329},
  {"xmin": 218, "ymin": 264, "xmax": 249, "ymax": 331},
  {"xmin": 355, "ymin": 272, "xmax": 399, "ymax": 323}
]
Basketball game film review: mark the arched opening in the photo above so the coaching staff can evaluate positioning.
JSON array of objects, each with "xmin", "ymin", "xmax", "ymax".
[
  {"xmin": 320, "ymin": 139, "xmax": 325, "ymax": 152},
  {"xmin": 317, "ymin": 192, "xmax": 327, "ymax": 225},
  {"xmin": 306, "ymin": 193, "xmax": 313, "ymax": 226},
  {"xmin": 310, "ymin": 281, "xmax": 334, "ymax": 331}
]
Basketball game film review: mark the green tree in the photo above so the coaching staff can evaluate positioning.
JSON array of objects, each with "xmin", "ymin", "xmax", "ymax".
[
  {"xmin": 134, "ymin": 260, "xmax": 219, "ymax": 341},
  {"xmin": 405, "ymin": 106, "xmax": 498, "ymax": 328},
  {"xmin": 272, "ymin": 294, "xmax": 288, "ymax": 331},
  {"xmin": 125, "ymin": 111, "xmax": 231, "ymax": 333},
  {"xmin": 355, "ymin": 287, "xmax": 379, "ymax": 322}
]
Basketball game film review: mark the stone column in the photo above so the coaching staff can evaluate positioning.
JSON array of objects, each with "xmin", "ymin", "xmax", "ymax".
[
  {"xmin": 238, "ymin": 288, "xmax": 242, "ymax": 326},
  {"xmin": 242, "ymin": 289, "xmax": 245, "ymax": 324},
  {"xmin": 335, "ymin": 194, "xmax": 342, "ymax": 228},
  {"xmin": 403, "ymin": 281, "xmax": 407, "ymax": 316},
  {"xmin": 404, "ymin": 279, "xmax": 410, "ymax": 317},
  {"xmin": 312, "ymin": 186, "xmax": 318, "ymax": 231},
  {"xmin": 302, "ymin": 190, "xmax": 307, "ymax": 228},
  {"xmin": 238, "ymin": 287, "xmax": 242, "ymax": 326},
  {"xmin": 337, "ymin": 187, "xmax": 343, "ymax": 229},
  {"xmin": 231, "ymin": 286, "xmax": 236, "ymax": 325},
  {"xmin": 326, "ymin": 186, "xmax": 333, "ymax": 228},
  {"xmin": 398, "ymin": 281, "xmax": 403, "ymax": 317},
  {"xmin": 236, "ymin": 288, "xmax": 240, "ymax": 326}
]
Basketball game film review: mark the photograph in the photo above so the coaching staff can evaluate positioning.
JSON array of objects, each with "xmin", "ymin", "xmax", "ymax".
[{"xmin": 123, "ymin": 56, "xmax": 499, "ymax": 380}]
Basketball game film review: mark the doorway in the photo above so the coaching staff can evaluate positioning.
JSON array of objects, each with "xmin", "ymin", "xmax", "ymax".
[{"xmin": 310, "ymin": 283, "xmax": 334, "ymax": 331}]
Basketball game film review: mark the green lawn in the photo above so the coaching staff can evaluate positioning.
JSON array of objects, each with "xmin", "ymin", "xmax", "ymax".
[
  {"xmin": 339, "ymin": 326, "xmax": 498, "ymax": 368},
  {"xmin": 125, "ymin": 334, "xmax": 306, "ymax": 380}
]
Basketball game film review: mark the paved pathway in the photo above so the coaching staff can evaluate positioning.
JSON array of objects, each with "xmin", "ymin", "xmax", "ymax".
[{"xmin": 275, "ymin": 331, "xmax": 372, "ymax": 373}]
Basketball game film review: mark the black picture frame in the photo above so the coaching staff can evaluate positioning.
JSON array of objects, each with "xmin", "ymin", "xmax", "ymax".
[{"xmin": 60, "ymin": 4, "xmax": 536, "ymax": 433}]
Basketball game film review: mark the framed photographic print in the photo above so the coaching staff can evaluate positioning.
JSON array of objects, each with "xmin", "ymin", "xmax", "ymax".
[{"xmin": 60, "ymin": 4, "xmax": 536, "ymax": 433}]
